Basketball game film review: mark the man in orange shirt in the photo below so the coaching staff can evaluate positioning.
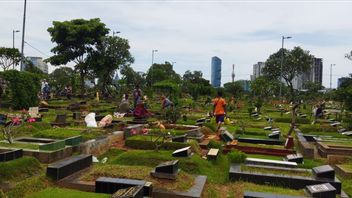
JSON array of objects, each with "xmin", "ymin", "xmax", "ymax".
[{"xmin": 213, "ymin": 90, "xmax": 227, "ymax": 134}]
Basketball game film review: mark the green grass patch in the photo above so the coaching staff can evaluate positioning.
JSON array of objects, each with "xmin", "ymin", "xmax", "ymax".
[
  {"xmin": 241, "ymin": 165, "xmax": 312, "ymax": 177},
  {"xmin": 6, "ymin": 175, "xmax": 49, "ymax": 198},
  {"xmin": 33, "ymin": 128, "xmax": 104, "ymax": 141},
  {"xmin": 0, "ymin": 141, "xmax": 39, "ymax": 150},
  {"xmin": 0, "ymin": 157, "xmax": 43, "ymax": 183},
  {"xmin": 26, "ymin": 187, "xmax": 110, "ymax": 198}
]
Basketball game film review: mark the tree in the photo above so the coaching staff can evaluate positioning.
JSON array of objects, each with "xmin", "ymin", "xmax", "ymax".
[
  {"xmin": 90, "ymin": 36, "xmax": 134, "ymax": 97},
  {"xmin": 345, "ymin": 50, "xmax": 352, "ymax": 61},
  {"xmin": 146, "ymin": 62, "xmax": 181, "ymax": 86},
  {"xmin": 46, "ymin": 18, "xmax": 109, "ymax": 96},
  {"xmin": 119, "ymin": 65, "xmax": 145, "ymax": 90},
  {"xmin": 301, "ymin": 81, "xmax": 324, "ymax": 103},
  {"xmin": 0, "ymin": 47, "xmax": 21, "ymax": 71},
  {"xmin": 250, "ymin": 76, "xmax": 281, "ymax": 101},
  {"xmin": 48, "ymin": 67, "xmax": 78, "ymax": 95},
  {"xmin": 263, "ymin": 46, "xmax": 314, "ymax": 136},
  {"xmin": 182, "ymin": 70, "xmax": 211, "ymax": 100},
  {"xmin": 224, "ymin": 81, "xmax": 244, "ymax": 98},
  {"xmin": 334, "ymin": 74, "xmax": 352, "ymax": 112}
]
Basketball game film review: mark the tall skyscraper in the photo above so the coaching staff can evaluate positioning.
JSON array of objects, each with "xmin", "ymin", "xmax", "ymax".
[
  {"xmin": 251, "ymin": 62, "xmax": 265, "ymax": 81},
  {"xmin": 211, "ymin": 56, "xmax": 221, "ymax": 87},
  {"xmin": 22, "ymin": 56, "xmax": 48, "ymax": 73},
  {"xmin": 292, "ymin": 58, "xmax": 323, "ymax": 90}
]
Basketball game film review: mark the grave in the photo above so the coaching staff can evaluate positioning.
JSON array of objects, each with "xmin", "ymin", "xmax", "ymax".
[
  {"xmin": 172, "ymin": 134, "xmax": 187, "ymax": 143},
  {"xmin": 263, "ymin": 126, "xmax": 272, "ymax": 130},
  {"xmin": 46, "ymin": 154, "xmax": 92, "ymax": 181},
  {"xmin": 237, "ymin": 137, "xmax": 283, "ymax": 145},
  {"xmin": 220, "ymin": 130, "xmax": 234, "ymax": 142},
  {"xmin": 305, "ymin": 183, "xmax": 336, "ymax": 198},
  {"xmin": 150, "ymin": 160, "xmax": 179, "ymax": 180},
  {"xmin": 172, "ymin": 146, "xmax": 192, "ymax": 157},
  {"xmin": 73, "ymin": 112, "xmax": 82, "ymax": 120},
  {"xmin": 268, "ymin": 131, "xmax": 280, "ymax": 139},
  {"xmin": 312, "ymin": 165, "xmax": 335, "ymax": 180},
  {"xmin": 207, "ymin": 148, "xmax": 219, "ymax": 160},
  {"xmin": 342, "ymin": 131, "xmax": 352, "ymax": 136},
  {"xmin": 284, "ymin": 153, "xmax": 303, "ymax": 164},
  {"xmin": 123, "ymin": 124, "xmax": 144, "ymax": 139},
  {"xmin": 245, "ymin": 157, "xmax": 297, "ymax": 168},
  {"xmin": 111, "ymin": 185, "xmax": 144, "ymax": 198},
  {"xmin": 95, "ymin": 177, "xmax": 150, "ymax": 197},
  {"xmin": 330, "ymin": 122, "xmax": 341, "ymax": 127},
  {"xmin": 243, "ymin": 191, "xmax": 306, "ymax": 198},
  {"xmin": 51, "ymin": 114, "xmax": 70, "ymax": 127},
  {"xmin": 0, "ymin": 149, "xmax": 23, "ymax": 162},
  {"xmin": 317, "ymin": 142, "xmax": 352, "ymax": 158},
  {"xmin": 186, "ymin": 128, "xmax": 204, "ymax": 142},
  {"xmin": 28, "ymin": 107, "xmax": 42, "ymax": 121},
  {"xmin": 39, "ymin": 107, "xmax": 49, "ymax": 112},
  {"xmin": 229, "ymin": 164, "xmax": 342, "ymax": 194}
]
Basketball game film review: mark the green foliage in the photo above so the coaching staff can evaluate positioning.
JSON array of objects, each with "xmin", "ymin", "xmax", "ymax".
[
  {"xmin": 227, "ymin": 150, "xmax": 247, "ymax": 163},
  {"xmin": 48, "ymin": 67, "xmax": 78, "ymax": 95},
  {"xmin": 182, "ymin": 70, "xmax": 211, "ymax": 100},
  {"xmin": 224, "ymin": 81, "xmax": 244, "ymax": 98},
  {"xmin": 250, "ymin": 76, "xmax": 281, "ymax": 101},
  {"xmin": 0, "ymin": 157, "xmax": 42, "ymax": 182},
  {"xmin": 47, "ymin": 18, "xmax": 109, "ymax": 95},
  {"xmin": 163, "ymin": 107, "xmax": 181, "ymax": 123},
  {"xmin": 90, "ymin": 36, "xmax": 134, "ymax": 96},
  {"xmin": 153, "ymin": 80, "xmax": 180, "ymax": 96},
  {"xmin": 208, "ymin": 140, "xmax": 223, "ymax": 150},
  {"xmin": 0, "ymin": 47, "xmax": 21, "ymax": 71},
  {"xmin": 119, "ymin": 65, "xmax": 145, "ymax": 90},
  {"xmin": 1, "ymin": 70, "xmax": 41, "ymax": 109},
  {"xmin": 146, "ymin": 62, "xmax": 181, "ymax": 87}
]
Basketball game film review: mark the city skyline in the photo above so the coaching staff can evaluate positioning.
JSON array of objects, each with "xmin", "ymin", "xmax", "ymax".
[{"xmin": 0, "ymin": 1, "xmax": 352, "ymax": 88}]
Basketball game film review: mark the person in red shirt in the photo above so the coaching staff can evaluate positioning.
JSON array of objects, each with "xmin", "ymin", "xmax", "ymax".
[{"xmin": 213, "ymin": 90, "xmax": 227, "ymax": 134}]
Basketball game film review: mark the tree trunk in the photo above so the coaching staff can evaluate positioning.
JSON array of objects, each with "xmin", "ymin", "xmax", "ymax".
[{"xmin": 80, "ymin": 69, "xmax": 85, "ymax": 97}]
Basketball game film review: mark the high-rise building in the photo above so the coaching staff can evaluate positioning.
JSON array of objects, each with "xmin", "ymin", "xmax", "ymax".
[
  {"xmin": 293, "ymin": 58, "xmax": 323, "ymax": 90},
  {"xmin": 22, "ymin": 56, "xmax": 48, "ymax": 74},
  {"xmin": 252, "ymin": 62, "xmax": 265, "ymax": 80},
  {"xmin": 211, "ymin": 56, "xmax": 221, "ymax": 87}
]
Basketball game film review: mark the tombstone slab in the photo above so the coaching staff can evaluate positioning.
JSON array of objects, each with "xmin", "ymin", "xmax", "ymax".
[
  {"xmin": 207, "ymin": 148, "xmax": 219, "ymax": 160},
  {"xmin": 172, "ymin": 146, "xmax": 192, "ymax": 157},
  {"xmin": 172, "ymin": 134, "xmax": 187, "ymax": 143},
  {"xmin": 268, "ymin": 131, "xmax": 280, "ymax": 139},
  {"xmin": 305, "ymin": 183, "xmax": 336, "ymax": 198},
  {"xmin": 312, "ymin": 165, "xmax": 335, "ymax": 180},
  {"xmin": 284, "ymin": 153, "xmax": 303, "ymax": 164},
  {"xmin": 220, "ymin": 130, "xmax": 234, "ymax": 142},
  {"xmin": 264, "ymin": 126, "xmax": 272, "ymax": 130}
]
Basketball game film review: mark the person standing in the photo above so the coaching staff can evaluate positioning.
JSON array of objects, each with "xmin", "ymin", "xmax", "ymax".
[
  {"xmin": 161, "ymin": 95, "xmax": 173, "ymax": 109},
  {"xmin": 213, "ymin": 90, "xmax": 227, "ymax": 134},
  {"xmin": 133, "ymin": 85, "xmax": 142, "ymax": 108}
]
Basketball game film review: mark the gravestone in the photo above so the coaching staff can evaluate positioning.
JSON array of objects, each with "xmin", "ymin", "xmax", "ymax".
[
  {"xmin": 207, "ymin": 148, "xmax": 219, "ymax": 160},
  {"xmin": 268, "ymin": 131, "xmax": 280, "ymax": 139},
  {"xmin": 150, "ymin": 160, "xmax": 179, "ymax": 180},
  {"xmin": 271, "ymin": 128, "xmax": 280, "ymax": 131},
  {"xmin": 285, "ymin": 136, "xmax": 294, "ymax": 149},
  {"xmin": 172, "ymin": 134, "xmax": 187, "ymax": 143},
  {"xmin": 264, "ymin": 126, "xmax": 272, "ymax": 130},
  {"xmin": 111, "ymin": 185, "xmax": 144, "ymax": 198},
  {"xmin": 73, "ymin": 112, "xmax": 81, "ymax": 120},
  {"xmin": 123, "ymin": 124, "xmax": 144, "ymax": 139},
  {"xmin": 196, "ymin": 118, "xmax": 207, "ymax": 123},
  {"xmin": 338, "ymin": 128, "xmax": 347, "ymax": 133},
  {"xmin": 312, "ymin": 165, "xmax": 335, "ymax": 180},
  {"xmin": 39, "ymin": 108, "xmax": 49, "ymax": 112},
  {"xmin": 172, "ymin": 146, "xmax": 192, "ymax": 157},
  {"xmin": 305, "ymin": 183, "xmax": 336, "ymax": 198},
  {"xmin": 342, "ymin": 131, "xmax": 352, "ymax": 136},
  {"xmin": 28, "ymin": 107, "xmax": 41, "ymax": 118},
  {"xmin": 330, "ymin": 122, "xmax": 341, "ymax": 127},
  {"xmin": 186, "ymin": 128, "xmax": 204, "ymax": 142},
  {"xmin": 220, "ymin": 130, "xmax": 234, "ymax": 142},
  {"xmin": 284, "ymin": 153, "xmax": 303, "ymax": 164},
  {"xmin": 51, "ymin": 114, "xmax": 70, "ymax": 127},
  {"xmin": 300, "ymin": 114, "xmax": 307, "ymax": 118}
]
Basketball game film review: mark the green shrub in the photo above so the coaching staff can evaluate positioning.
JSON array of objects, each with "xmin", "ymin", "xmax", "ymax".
[
  {"xmin": 1, "ymin": 70, "xmax": 41, "ymax": 109},
  {"xmin": 203, "ymin": 123, "xmax": 217, "ymax": 132},
  {"xmin": 227, "ymin": 150, "xmax": 247, "ymax": 163},
  {"xmin": 208, "ymin": 140, "xmax": 222, "ymax": 150}
]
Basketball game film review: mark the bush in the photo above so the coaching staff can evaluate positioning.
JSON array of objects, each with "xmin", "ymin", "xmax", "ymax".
[
  {"xmin": 227, "ymin": 150, "xmax": 247, "ymax": 163},
  {"xmin": 1, "ymin": 70, "xmax": 41, "ymax": 109},
  {"xmin": 208, "ymin": 140, "xmax": 222, "ymax": 150}
]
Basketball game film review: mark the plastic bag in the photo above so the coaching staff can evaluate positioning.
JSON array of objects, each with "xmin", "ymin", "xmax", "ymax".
[{"xmin": 85, "ymin": 112, "xmax": 97, "ymax": 127}]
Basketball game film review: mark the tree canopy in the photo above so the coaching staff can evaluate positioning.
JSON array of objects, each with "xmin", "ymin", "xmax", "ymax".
[
  {"xmin": 0, "ymin": 47, "xmax": 21, "ymax": 71},
  {"xmin": 146, "ymin": 62, "xmax": 181, "ymax": 86}
]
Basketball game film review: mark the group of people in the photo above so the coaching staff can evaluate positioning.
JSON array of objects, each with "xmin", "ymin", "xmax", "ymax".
[{"xmin": 119, "ymin": 85, "xmax": 174, "ymax": 119}]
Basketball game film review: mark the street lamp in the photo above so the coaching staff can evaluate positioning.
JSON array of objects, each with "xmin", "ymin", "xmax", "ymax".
[
  {"xmin": 152, "ymin": 49, "xmax": 158, "ymax": 65},
  {"xmin": 279, "ymin": 36, "xmax": 292, "ymax": 100},
  {"xmin": 330, "ymin": 64, "xmax": 335, "ymax": 90},
  {"xmin": 13, "ymin": 30, "xmax": 20, "ymax": 48},
  {"xmin": 112, "ymin": 31, "xmax": 120, "ymax": 37},
  {"xmin": 20, "ymin": 0, "xmax": 27, "ymax": 71}
]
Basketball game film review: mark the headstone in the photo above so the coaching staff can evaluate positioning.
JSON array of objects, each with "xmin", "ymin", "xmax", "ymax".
[
  {"xmin": 342, "ymin": 131, "xmax": 352, "ymax": 136},
  {"xmin": 305, "ymin": 183, "xmax": 336, "ymax": 198},
  {"xmin": 312, "ymin": 165, "xmax": 335, "ymax": 179},
  {"xmin": 330, "ymin": 122, "xmax": 341, "ymax": 127},
  {"xmin": 300, "ymin": 114, "xmax": 307, "ymax": 118},
  {"xmin": 39, "ymin": 108, "xmax": 49, "ymax": 112},
  {"xmin": 172, "ymin": 134, "xmax": 187, "ymax": 143},
  {"xmin": 271, "ymin": 128, "xmax": 280, "ymax": 131},
  {"xmin": 196, "ymin": 118, "xmax": 207, "ymax": 123},
  {"xmin": 268, "ymin": 131, "xmax": 280, "ymax": 139},
  {"xmin": 220, "ymin": 130, "xmax": 234, "ymax": 142},
  {"xmin": 186, "ymin": 128, "xmax": 204, "ymax": 142},
  {"xmin": 284, "ymin": 136, "xmax": 294, "ymax": 149},
  {"xmin": 95, "ymin": 177, "xmax": 147, "ymax": 195},
  {"xmin": 264, "ymin": 126, "xmax": 272, "ymax": 130},
  {"xmin": 73, "ymin": 112, "xmax": 81, "ymax": 120},
  {"xmin": 124, "ymin": 124, "xmax": 144, "ymax": 139},
  {"xmin": 338, "ymin": 128, "xmax": 347, "ymax": 133},
  {"xmin": 111, "ymin": 185, "xmax": 144, "ymax": 198},
  {"xmin": 245, "ymin": 158, "xmax": 297, "ymax": 168},
  {"xmin": 28, "ymin": 107, "xmax": 40, "ymax": 118},
  {"xmin": 150, "ymin": 160, "xmax": 179, "ymax": 180},
  {"xmin": 251, "ymin": 113, "xmax": 258, "ymax": 117},
  {"xmin": 172, "ymin": 146, "xmax": 192, "ymax": 157},
  {"xmin": 284, "ymin": 153, "xmax": 303, "ymax": 164},
  {"xmin": 207, "ymin": 148, "xmax": 219, "ymax": 160},
  {"xmin": 51, "ymin": 114, "xmax": 69, "ymax": 127}
]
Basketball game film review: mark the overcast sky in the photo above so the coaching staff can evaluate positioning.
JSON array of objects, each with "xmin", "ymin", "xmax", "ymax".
[{"xmin": 1, "ymin": 0, "xmax": 351, "ymax": 88}]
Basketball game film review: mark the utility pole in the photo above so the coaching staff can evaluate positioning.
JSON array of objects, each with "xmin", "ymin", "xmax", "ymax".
[
  {"xmin": 232, "ymin": 64, "xmax": 235, "ymax": 83},
  {"xmin": 330, "ymin": 64, "xmax": 335, "ymax": 89},
  {"xmin": 279, "ymin": 36, "xmax": 292, "ymax": 100},
  {"xmin": 20, "ymin": 0, "xmax": 27, "ymax": 71}
]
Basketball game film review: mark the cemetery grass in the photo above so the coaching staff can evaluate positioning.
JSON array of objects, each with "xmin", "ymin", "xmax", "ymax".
[
  {"xmin": 0, "ymin": 142, "xmax": 39, "ymax": 150},
  {"xmin": 0, "ymin": 157, "xmax": 43, "ymax": 183},
  {"xmin": 4, "ymin": 175, "xmax": 50, "ymax": 198},
  {"xmin": 81, "ymin": 164, "xmax": 194, "ymax": 191},
  {"xmin": 240, "ymin": 165, "xmax": 312, "ymax": 177},
  {"xmin": 33, "ymin": 128, "xmax": 106, "ymax": 141},
  {"xmin": 26, "ymin": 187, "xmax": 110, "ymax": 198}
]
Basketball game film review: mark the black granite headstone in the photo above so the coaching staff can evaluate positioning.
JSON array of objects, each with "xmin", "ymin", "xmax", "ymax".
[
  {"xmin": 73, "ymin": 112, "xmax": 81, "ymax": 120},
  {"xmin": 172, "ymin": 146, "xmax": 192, "ymax": 157},
  {"xmin": 0, "ymin": 149, "xmax": 23, "ymax": 162},
  {"xmin": 172, "ymin": 134, "xmax": 187, "ymax": 143},
  {"xmin": 196, "ymin": 118, "xmax": 207, "ymax": 123},
  {"xmin": 305, "ymin": 183, "xmax": 336, "ymax": 198},
  {"xmin": 39, "ymin": 108, "xmax": 49, "ymax": 112},
  {"xmin": 284, "ymin": 153, "xmax": 303, "ymax": 164},
  {"xmin": 155, "ymin": 160, "xmax": 179, "ymax": 174},
  {"xmin": 46, "ymin": 154, "xmax": 92, "ymax": 180},
  {"xmin": 220, "ymin": 131, "xmax": 234, "ymax": 142},
  {"xmin": 312, "ymin": 165, "xmax": 335, "ymax": 180}
]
